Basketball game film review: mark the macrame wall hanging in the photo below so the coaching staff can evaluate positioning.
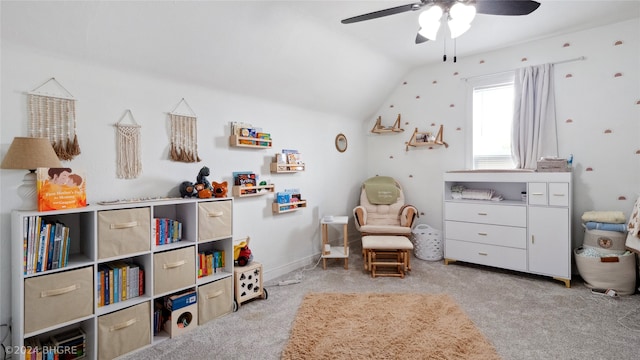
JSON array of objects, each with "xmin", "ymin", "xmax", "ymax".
[
  {"xmin": 114, "ymin": 110, "xmax": 142, "ymax": 179},
  {"xmin": 28, "ymin": 77, "xmax": 81, "ymax": 160},
  {"xmin": 169, "ymin": 98, "xmax": 201, "ymax": 163}
]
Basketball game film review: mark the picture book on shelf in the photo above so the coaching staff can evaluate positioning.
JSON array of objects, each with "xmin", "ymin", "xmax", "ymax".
[{"xmin": 36, "ymin": 167, "xmax": 86, "ymax": 211}]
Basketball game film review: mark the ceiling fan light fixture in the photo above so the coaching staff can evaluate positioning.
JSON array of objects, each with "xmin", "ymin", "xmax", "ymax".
[
  {"xmin": 448, "ymin": 2, "xmax": 476, "ymax": 39},
  {"xmin": 418, "ymin": 5, "xmax": 443, "ymax": 41}
]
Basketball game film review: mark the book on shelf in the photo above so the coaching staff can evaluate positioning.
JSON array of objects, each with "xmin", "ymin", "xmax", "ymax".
[
  {"xmin": 23, "ymin": 216, "xmax": 71, "ymax": 275},
  {"xmin": 98, "ymin": 262, "xmax": 143, "ymax": 307},
  {"xmin": 197, "ymin": 250, "xmax": 225, "ymax": 277},
  {"xmin": 153, "ymin": 218, "xmax": 183, "ymax": 245},
  {"xmin": 36, "ymin": 167, "xmax": 87, "ymax": 212}
]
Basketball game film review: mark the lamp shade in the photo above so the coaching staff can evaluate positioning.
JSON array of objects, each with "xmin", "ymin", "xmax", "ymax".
[{"xmin": 1, "ymin": 137, "xmax": 62, "ymax": 170}]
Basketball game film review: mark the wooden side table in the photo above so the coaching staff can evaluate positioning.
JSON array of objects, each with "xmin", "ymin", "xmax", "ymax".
[{"xmin": 320, "ymin": 216, "xmax": 349, "ymax": 270}]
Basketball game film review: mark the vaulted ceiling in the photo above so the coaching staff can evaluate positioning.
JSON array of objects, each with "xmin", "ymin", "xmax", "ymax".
[{"xmin": 2, "ymin": 1, "xmax": 639, "ymax": 119}]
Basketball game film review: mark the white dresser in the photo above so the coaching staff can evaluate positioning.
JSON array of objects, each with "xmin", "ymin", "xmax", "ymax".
[{"xmin": 443, "ymin": 171, "xmax": 572, "ymax": 287}]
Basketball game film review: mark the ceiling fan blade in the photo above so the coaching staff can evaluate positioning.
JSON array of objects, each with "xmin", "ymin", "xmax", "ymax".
[
  {"xmin": 415, "ymin": 30, "xmax": 429, "ymax": 44},
  {"xmin": 475, "ymin": 0, "xmax": 541, "ymax": 16},
  {"xmin": 341, "ymin": 2, "xmax": 423, "ymax": 24}
]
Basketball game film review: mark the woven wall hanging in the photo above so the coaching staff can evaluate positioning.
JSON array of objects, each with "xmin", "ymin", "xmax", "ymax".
[
  {"xmin": 28, "ymin": 77, "xmax": 81, "ymax": 160},
  {"xmin": 115, "ymin": 110, "xmax": 142, "ymax": 179},
  {"xmin": 169, "ymin": 98, "xmax": 201, "ymax": 162}
]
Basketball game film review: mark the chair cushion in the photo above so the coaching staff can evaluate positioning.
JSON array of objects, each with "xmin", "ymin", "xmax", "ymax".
[
  {"xmin": 362, "ymin": 235, "xmax": 414, "ymax": 250},
  {"xmin": 358, "ymin": 225, "xmax": 412, "ymax": 235}
]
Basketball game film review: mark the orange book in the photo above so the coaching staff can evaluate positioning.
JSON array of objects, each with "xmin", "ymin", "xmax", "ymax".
[{"xmin": 36, "ymin": 168, "xmax": 86, "ymax": 212}]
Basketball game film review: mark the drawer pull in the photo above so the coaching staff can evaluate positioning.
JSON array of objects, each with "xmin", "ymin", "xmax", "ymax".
[
  {"xmin": 478, "ymin": 232, "xmax": 488, "ymax": 236},
  {"xmin": 477, "ymin": 212, "xmax": 488, "ymax": 216},
  {"xmin": 208, "ymin": 211, "xmax": 224, "ymax": 217},
  {"xmin": 40, "ymin": 284, "xmax": 79, "ymax": 298},
  {"xmin": 531, "ymin": 235, "xmax": 535, "ymax": 244},
  {"xmin": 110, "ymin": 221, "xmax": 139, "ymax": 229},
  {"xmin": 207, "ymin": 289, "xmax": 224, "ymax": 299},
  {"xmin": 478, "ymin": 252, "xmax": 488, "ymax": 256},
  {"xmin": 552, "ymin": 194, "xmax": 565, "ymax": 197},
  {"xmin": 110, "ymin": 318, "xmax": 137, "ymax": 332},
  {"xmin": 531, "ymin": 192, "xmax": 544, "ymax": 196},
  {"xmin": 163, "ymin": 260, "xmax": 186, "ymax": 269}
]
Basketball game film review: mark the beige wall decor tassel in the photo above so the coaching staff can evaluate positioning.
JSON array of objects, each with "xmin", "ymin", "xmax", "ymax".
[
  {"xmin": 169, "ymin": 98, "xmax": 201, "ymax": 163},
  {"xmin": 115, "ymin": 110, "xmax": 142, "ymax": 179},
  {"xmin": 28, "ymin": 78, "xmax": 81, "ymax": 160}
]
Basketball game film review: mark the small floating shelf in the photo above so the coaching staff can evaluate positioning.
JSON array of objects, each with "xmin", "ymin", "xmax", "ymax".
[
  {"xmin": 405, "ymin": 125, "xmax": 448, "ymax": 151},
  {"xmin": 232, "ymin": 184, "xmax": 275, "ymax": 198},
  {"xmin": 229, "ymin": 135, "xmax": 272, "ymax": 149},
  {"xmin": 371, "ymin": 114, "xmax": 404, "ymax": 134},
  {"xmin": 270, "ymin": 162, "xmax": 306, "ymax": 173},
  {"xmin": 272, "ymin": 200, "xmax": 307, "ymax": 214}
]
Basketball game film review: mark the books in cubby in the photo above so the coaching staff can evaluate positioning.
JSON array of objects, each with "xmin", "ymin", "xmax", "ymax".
[
  {"xmin": 97, "ymin": 262, "xmax": 144, "ymax": 307},
  {"xmin": 153, "ymin": 218, "xmax": 182, "ymax": 245},
  {"xmin": 24, "ymin": 327, "xmax": 86, "ymax": 360},
  {"xmin": 22, "ymin": 216, "xmax": 71, "ymax": 275},
  {"xmin": 36, "ymin": 167, "xmax": 87, "ymax": 212},
  {"xmin": 197, "ymin": 250, "xmax": 225, "ymax": 278}
]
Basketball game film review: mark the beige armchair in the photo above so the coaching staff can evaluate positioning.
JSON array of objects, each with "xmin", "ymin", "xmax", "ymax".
[{"xmin": 353, "ymin": 176, "xmax": 418, "ymax": 237}]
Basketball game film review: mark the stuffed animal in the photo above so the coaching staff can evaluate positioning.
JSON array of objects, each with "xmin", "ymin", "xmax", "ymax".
[
  {"xmin": 196, "ymin": 166, "xmax": 212, "ymax": 192},
  {"xmin": 212, "ymin": 181, "xmax": 228, "ymax": 198},
  {"xmin": 179, "ymin": 181, "xmax": 196, "ymax": 198}
]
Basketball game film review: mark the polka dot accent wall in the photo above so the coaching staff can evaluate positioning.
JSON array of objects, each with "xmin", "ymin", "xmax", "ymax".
[{"xmin": 366, "ymin": 19, "xmax": 639, "ymax": 220}]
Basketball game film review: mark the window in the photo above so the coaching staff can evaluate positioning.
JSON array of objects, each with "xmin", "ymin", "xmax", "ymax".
[{"xmin": 467, "ymin": 72, "xmax": 515, "ymax": 169}]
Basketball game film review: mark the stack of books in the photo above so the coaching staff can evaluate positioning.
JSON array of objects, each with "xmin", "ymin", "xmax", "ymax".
[
  {"xmin": 22, "ymin": 216, "xmax": 71, "ymax": 275},
  {"xmin": 97, "ymin": 262, "xmax": 144, "ymax": 307}
]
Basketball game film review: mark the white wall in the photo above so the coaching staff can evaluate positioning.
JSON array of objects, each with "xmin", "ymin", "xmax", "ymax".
[
  {"xmin": 0, "ymin": 41, "xmax": 368, "ymax": 332},
  {"xmin": 367, "ymin": 19, "xmax": 640, "ymax": 246}
]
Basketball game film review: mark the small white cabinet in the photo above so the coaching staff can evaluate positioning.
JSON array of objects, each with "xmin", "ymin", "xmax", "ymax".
[{"xmin": 443, "ymin": 171, "xmax": 572, "ymax": 287}]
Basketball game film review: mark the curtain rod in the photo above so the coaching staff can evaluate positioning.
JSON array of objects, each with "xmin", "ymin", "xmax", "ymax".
[{"xmin": 462, "ymin": 56, "xmax": 586, "ymax": 82}]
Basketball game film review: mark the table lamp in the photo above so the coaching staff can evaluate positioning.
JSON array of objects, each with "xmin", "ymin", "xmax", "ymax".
[{"xmin": 1, "ymin": 137, "xmax": 63, "ymax": 210}]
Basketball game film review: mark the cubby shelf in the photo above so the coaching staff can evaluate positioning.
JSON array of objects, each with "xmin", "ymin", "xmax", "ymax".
[
  {"xmin": 270, "ymin": 162, "xmax": 305, "ymax": 173},
  {"xmin": 232, "ymin": 184, "xmax": 275, "ymax": 197},
  {"xmin": 272, "ymin": 200, "xmax": 307, "ymax": 214},
  {"xmin": 229, "ymin": 135, "xmax": 272, "ymax": 149}
]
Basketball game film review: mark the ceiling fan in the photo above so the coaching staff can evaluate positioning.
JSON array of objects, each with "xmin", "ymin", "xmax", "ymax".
[{"xmin": 341, "ymin": 0, "xmax": 541, "ymax": 44}]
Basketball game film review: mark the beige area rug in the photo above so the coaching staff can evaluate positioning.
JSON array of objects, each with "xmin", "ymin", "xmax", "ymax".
[{"xmin": 282, "ymin": 293, "xmax": 500, "ymax": 360}]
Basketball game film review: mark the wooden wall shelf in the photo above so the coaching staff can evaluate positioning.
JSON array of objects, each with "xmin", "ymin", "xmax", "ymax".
[
  {"xmin": 272, "ymin": 200, "xmax": 307, "ymax": 214},
  {"xmin": 229, "ymin": 135, "xmax": 272, "ymax": 149},
  {"xmin": 405, "ymin": 125, "xmax": 449, "ymax": 151},
  {"xmin": 371, "ymin": 114, "xmax": 404, "ymax": 134},
  {"xmin": 270, "ymin": 162, "xmax": 305, "ymax": 173},
  {"xmin": 232, "ymin": 184, "xmax": 275, "ymax": 198}
]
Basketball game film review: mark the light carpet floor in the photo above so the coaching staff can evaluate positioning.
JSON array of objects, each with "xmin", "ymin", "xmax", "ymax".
[{"xmin": 120, "ymin": 242, "xmax": 640, "ymax": 360}]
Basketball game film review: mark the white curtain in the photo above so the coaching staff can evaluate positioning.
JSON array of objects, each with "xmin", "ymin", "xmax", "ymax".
[{"xmin": 511, "ymin": 63, "xmax": 558, "ymax": 169}]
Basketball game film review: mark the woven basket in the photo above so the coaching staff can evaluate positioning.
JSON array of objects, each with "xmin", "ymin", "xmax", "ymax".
[{"xmin": 411, "ymin": 224, "xmax": 443, "ymax": 261}]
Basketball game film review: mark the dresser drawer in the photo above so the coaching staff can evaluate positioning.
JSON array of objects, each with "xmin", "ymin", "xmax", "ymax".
[
  {"xmin": 198, "ymin": 277, "xmax": 233, "ymax": 324},
  {"xmin": 528, "ymin": 182, "xmax": 547, "ymax": 205},
  {"xmin": 98, "ymin": 207, "xmax": 151, "ymax": 259},
  {"xmin": 153, "ymin": 246, "xmax": 196, "ymax": 295},
  {"xmin": 444, "ymin": 202, "xmax": 526, "ymax": 227},
  {"xmin": 198, "ymin": 200, "xmax": 232, "ymax": 241},
  {"xmin": 548, "ymin": 183, "xmax": 569, "ymax": 207},
  {"xmin": 98, "ymin": 301, "xmax": 150, "ymax": 360},
  {"xmin": 445, "ymin": 239, "xmax": 527, "ymax": 272},
  {"xmin": 445, "ymin": 221, "xmax": 526, "ymax": 249},
  {"xmin": 24, "ymin": 266, "xmax": 93, "ymax": 334}
]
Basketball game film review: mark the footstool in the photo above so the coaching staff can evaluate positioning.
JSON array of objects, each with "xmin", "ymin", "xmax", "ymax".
[{"xmin": 361, "ymin": 236, "xmax": 413, "ymax": 278}]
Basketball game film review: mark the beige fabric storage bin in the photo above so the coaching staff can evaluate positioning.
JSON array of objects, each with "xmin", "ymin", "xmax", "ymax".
[
  {"xmin": 198, "ymin": 200, "xmax": 232, "ymax": 241},
  {"xmin": 575, "ymin": 247, "xmax": 637, "ymax": 295},
  {"xmin": 583, "ymin": 228, "xmax": 626, "ymax": 254},
  {"xmin": 98, "ymin": 207, "xmax": 151, "ymax": 259},
  {"xmin": 198, "ymin": 277, "xmax": 232, "ymax": 324},
  {"xmin": 98, "ymin": 301, "xmax": 150, "ymax": 360},
  {"xmin": 153, "ymin": 246, "xmax": 196, "ymax": 294},
  {"xmin": 24, "ymin": 266, "xmax": 93, "ymax": 333}
]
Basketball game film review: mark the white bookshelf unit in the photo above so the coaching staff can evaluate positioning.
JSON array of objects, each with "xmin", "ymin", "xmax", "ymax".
[
  {"xmin": 443, "ymin": 171, "xmax": 572, "ymax": 287},
  {"xmin": 11, "ymin": 197, "xmax": 234, "ymax": 359}
]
